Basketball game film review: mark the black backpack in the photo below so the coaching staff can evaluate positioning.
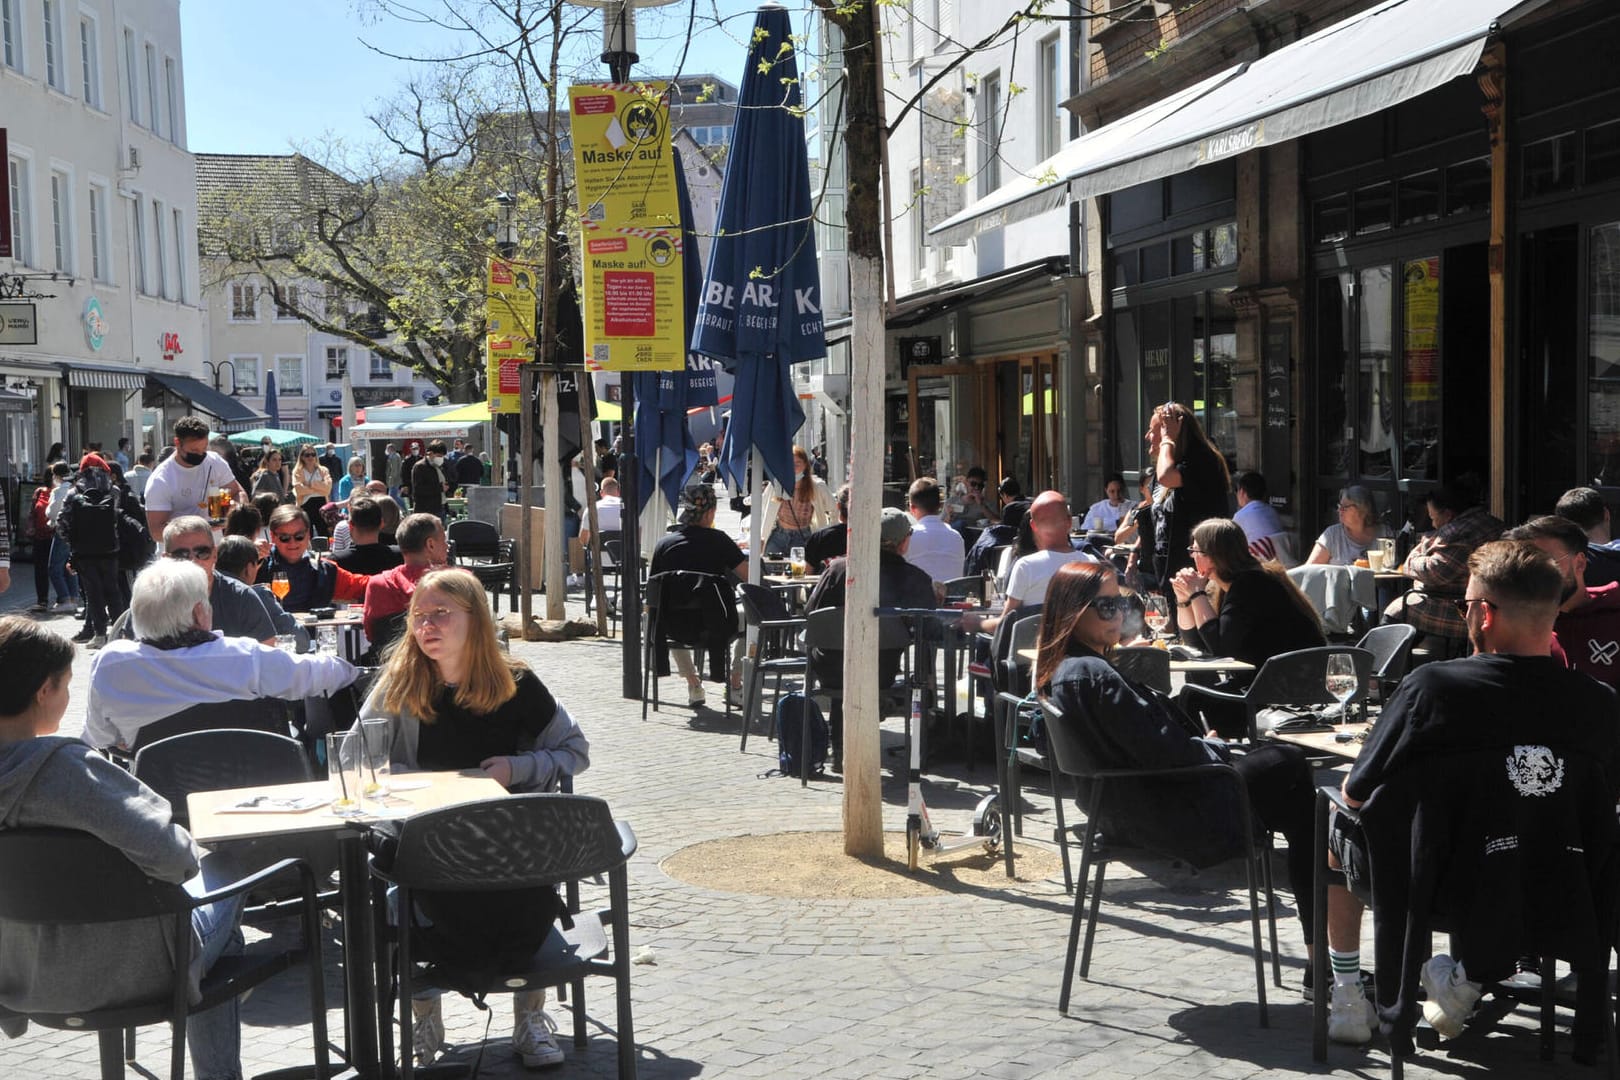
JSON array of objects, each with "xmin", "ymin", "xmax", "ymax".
[
  {"xmin": 773, "ymin": 692, "xmax": 828, "ymax": 777},
  {"xmin": 61, "ymin": 488, "xmax": 120, "ymax": 556}
]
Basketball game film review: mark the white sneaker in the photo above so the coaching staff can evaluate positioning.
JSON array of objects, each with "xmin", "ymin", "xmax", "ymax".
[
  {"xmin": 1327, "ymin": 981, "xmax": 1377, "ymax": 1045},
  {"xmin": 512, "ymin": 1000, "xmax": 564, "ymax": 1068},
  {"xmin": 53, "ymin": 600, "xmax": 76, "ymax": 612},
  {"xmin": 686, "ymin": 680, "xmax": 706, "ymax": 707},
  {"xmin": 1420, "ymin": 954, "xmax": 1481, "ymax": 1039},
  {"xmin": 87, "ymin": 635, "xmax": 107, "ymax": 650},
  {"xmin": 411, "ymin": 995, "xmax": 444, "ymax": 1065}
]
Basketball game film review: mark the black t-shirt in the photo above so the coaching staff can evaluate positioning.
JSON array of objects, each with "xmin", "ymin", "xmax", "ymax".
[
  {"xmin": 1346, "ymin": 653, "xmax": 1620, "ymax": 804},
  {"xmin": 415, "ymin": 667, "xmax": 559, "ymax": 772},
  {"xmin": 1152, "ymin": 451, "xmax": 1229, "ymax": 581},
  {"xmin": 1190, "ymin": 567, "xmax": 1325, "ymax": 667},
  {"xmin": 804, "ymin": 522, "xmax": 847, "ymax": 571},
  {"xmin": 649, "ymin": 525, "xmax": 744, "ymax": 577},
  {"xmin": 331, "ymin": 542, "xmax": 404, "ymax": 576}
]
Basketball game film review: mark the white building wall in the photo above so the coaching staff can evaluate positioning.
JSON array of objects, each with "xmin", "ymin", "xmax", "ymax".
[{"xmin": 1, "ymin": 0, "xmax": 201, "ymax": 466}]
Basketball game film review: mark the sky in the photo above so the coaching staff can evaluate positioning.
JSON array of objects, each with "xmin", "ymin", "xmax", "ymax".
[{"xmin": 179, "ymin": 0, "xmax": 809, "ymax": 157}]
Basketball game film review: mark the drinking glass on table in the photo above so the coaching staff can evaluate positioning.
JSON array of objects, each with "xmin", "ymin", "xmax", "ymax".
[
  {"xmin": 270, "ymin": 570, "xmax": 291, "ymax": 602},
  {"xmin": 789, "ymin": 545, "xmax": 807, "ymax": 578},
  {"xmin": 360, "ymin": 718, "xmax": 392, "ymax": 800},
  {"xmin": 1324, "ymin": 652, "xmax": 1358, "ymax": 725},
  {"xmin": 274, "ymin": 633, "xmax": 298, "ymax": 654},
  {"xmin": 316, "ymin": 626, "xmax": 338, "ymax": 654},
  {"xmin": 1142, "ymin": 595, "xmax": 1171, "ymax": 638},
  {"xmin": 326, "ymin": 732, "xmax": 366, "ymax": 817}
]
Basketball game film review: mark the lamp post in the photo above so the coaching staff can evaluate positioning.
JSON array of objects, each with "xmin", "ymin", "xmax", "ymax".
[
  {"xmin": 202, "ymin": 359, "xmax": 236, "ymax": 395},
  {"xmin": 566, "ymin": 0, "xmax": 676, "ymax": 698}
]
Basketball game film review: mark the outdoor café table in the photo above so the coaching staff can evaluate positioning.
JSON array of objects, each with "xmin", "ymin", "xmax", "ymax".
[
  {"xmin": 763, "ymin": 573, "xmax": 822, "ymax": 611},
  {"xmin": 1014, "ymin": 647, "xmax": 1255, "ymax": 678},
  {"xmin": 1267, "ymin": 721, "xmax": 1370, "ymax": 761},
  {"xmin": 297, "ymin": 608, "xmax": 367, "ymax": 664},
  {"xmin": 188, "ymin": 770, "xmax": 507, "ymax": 1078}
]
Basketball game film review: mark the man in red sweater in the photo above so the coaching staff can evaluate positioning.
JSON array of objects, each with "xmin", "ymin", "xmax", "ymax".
[
  {"xmin": 362, "ymin": 513, "xmax": 447, "ymax": 641},
  {"xmin": 1506, "ymin": 515, "xmax": 1620, "ymax": 687}
]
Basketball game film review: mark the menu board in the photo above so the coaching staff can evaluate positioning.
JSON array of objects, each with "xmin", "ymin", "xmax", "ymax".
[{"xmin": 1262, "ymin": 318, "xmax": 1293, "ymax": 512}]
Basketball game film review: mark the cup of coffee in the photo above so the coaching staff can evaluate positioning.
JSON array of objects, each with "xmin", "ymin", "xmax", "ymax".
[{"xmin": 1367, "ymin": 549, "xmax": 1385, "ymax": 572}]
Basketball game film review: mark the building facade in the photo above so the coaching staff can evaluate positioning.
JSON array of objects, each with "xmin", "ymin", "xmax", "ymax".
[{"xmin": 0, "ymin": 0, "xmax": 226, "ymax": 496}]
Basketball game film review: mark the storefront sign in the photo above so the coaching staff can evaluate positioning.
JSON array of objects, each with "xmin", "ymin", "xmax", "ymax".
[
  {"xmin": 1262, "ymin": 318, "xmax": 1293, "ymax": 514},
  {"xmin": 1199, "ymin": 121, "xmax": 1264, "ymax": 164},
  {"xmin": 0, "ymin": 302, "xmax": 37, "ymax": 345},
  {"xmin": 569, "ymin": 83, "xmax": 684, "ymax": 372},
  {"xmin": 160, "ymin": 331, "xmax": 183, "ymax": 362},
  {"xmin": 82, "ymin": 296, "xmax": 107, "ymax": 350},
  {"xmin": 900, "ymin": 337, "xmax": 941, "ymax": 369}
]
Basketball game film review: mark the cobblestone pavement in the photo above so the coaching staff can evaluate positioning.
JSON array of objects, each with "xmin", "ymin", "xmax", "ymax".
[{"xmin": 0, "ymin": 527, "xmax": 1586, "ymax": 1078}]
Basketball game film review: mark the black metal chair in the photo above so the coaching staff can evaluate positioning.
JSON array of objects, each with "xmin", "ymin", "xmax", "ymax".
[
  {"xmin": 642, "ymin": 570, "xmax": 739, "ymax": 722},
  {"xmin": 446, "ymin": 518, "xmax": 501, "ymax": 560},
  {"xmin": 736, "ymin": 582, "xmax": 806, "ymax": 751},
  {"xmin": 1178, "ymin": 646, "xmax": 1374, "ymax": 744},
  {"xmin": 798, "ymin": 607, "xmax": 914, "ymax": 786},
  {"xmin": 0, "ymin": 829, "xmax": 329, "ymax": 1080},
  {"xmin": 584, "ymin": 532, "xmax": 624, "ymax": 633},
  {"xmin": 1356, "ymin": 622, "xmax": 1418, "ymax": 704},
  {"xmin": 1111, "ymin": 645, "xmax": 1173, "ymax": 695},
  {"xmin": 1040, "ymin": 698, "xmax": 1279, "ymax": 1027},
  {"xmin": 370, "ymin": 794, "xmax": 639, "ymax": 1080},
  {"xmin": 129, "ymin": 696, "xmax": 295, "ymax": 753}
]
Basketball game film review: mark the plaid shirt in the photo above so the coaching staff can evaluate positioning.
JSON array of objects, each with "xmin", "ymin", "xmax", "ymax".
[{"xmin": 1385, "ymin": 506, "xmax": 1504, "ymax": 637}]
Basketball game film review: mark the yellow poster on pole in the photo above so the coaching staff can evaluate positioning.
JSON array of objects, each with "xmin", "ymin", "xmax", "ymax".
[
  {"xmin": 487, "ymin": 257, "xmax": 537, "ymax": 339},
  {"xmin": 487, "ymin": 335, "xmax": 526, "ymax": 414},
  {"xmin": 568, "ymin": 83, "xmax": 684, "ymax": 372}
]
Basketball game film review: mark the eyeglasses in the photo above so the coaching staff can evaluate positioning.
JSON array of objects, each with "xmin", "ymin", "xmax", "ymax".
[
  {"xmin": 967, "ymin": 481, "xmax": 985, "ymax": 490},
  {"xmin": 412, "ymin": 606, "xmax": 460, "ymax": 628},
  {"xmin": 1453, "ymin": 597, "xmax": 1497, "ymax": 616},
  {"xmin": 1088, "ymin": 596, "xmax": 1127, "ymax": 619},
  {"xmin": 274, "ymin": 531, "xmax": 308, "ymax": 543},
  {"xmin": 1187, "ymin": 546, "xmax": 1205, "ymax": 556},
  {"xmin": 167, "ymin": 545, "xmax": 215, "ymax": 561},
  {"xmin": 300, "ymin": 452, "xmax": 316, "ymax": 459}
]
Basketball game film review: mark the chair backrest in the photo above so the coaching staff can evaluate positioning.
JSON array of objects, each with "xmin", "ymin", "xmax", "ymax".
[
  {"xmin": 130, "ymin": 696, "xmax": 293, "ymax": 752},
  {"xmin": 600, "ymin": 536, "xmax": 623, "ymax": 571},
  {"xmin": 941, "ymin": 576, "xmax": 984, "ymax": 602},
  {"xmin": 739, "ymin": 581, "xmax": 792, "ymax": 626},
  {"xmin": 803, "ymin": 607, "xmax": 910, "ymax": 653},
  {"xmin": 646, "ymin": 570, "xmax": 739, "ymax": 648},
  {"xmin": 1357, "ymin": 622, "xmax": 1418, "ymax": 682},
  {"xmin": 1111, "ymin": 646, "xmax": 1173, "ymax": 695},
  {"xmin": 132, "ymin": 729, "xmax": 313, "ymax": 829},
  {"xmin": 447, "ymin": 518, "xmax": 500, "ymax": 559},
  {"xmin": 0, "ymin": 828, "xmax": 187, "ymax": 924},
  {"xmin": 1247, "ymin": 646, "xmax": 1374, "ymax": 708},
  {"xmin": 989, "ymin": 604, "xmax": 1043, "ymax": 694},
  {"xmin": 379, "ymin": 793, "xmax": 633, "ymax": 891}
]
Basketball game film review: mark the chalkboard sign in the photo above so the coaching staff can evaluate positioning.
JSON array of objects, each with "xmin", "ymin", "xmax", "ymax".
[{"xmin": 1261, "ymin": 319, "xmax": 1293, "ymax": 513}]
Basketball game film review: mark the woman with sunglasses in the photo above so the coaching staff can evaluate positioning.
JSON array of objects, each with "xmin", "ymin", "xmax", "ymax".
[
  {"xmin": 1034, "ymin": 560, "xmax": 1374, "ymax": 1043},
  {"xmin": 262, "ymin": 505, "xmax": 368, "ymax": 613},
  {"xmin": 359, "ymin": 569, "xmax": 589, "ymax": 1068},
  {"xmin": 291, "ymin": 445, "xmax": 334, "ymax": 537}
]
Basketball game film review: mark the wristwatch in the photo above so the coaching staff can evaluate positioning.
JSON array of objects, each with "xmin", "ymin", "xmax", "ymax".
[{"xmin": 1177, "ymin": 599, "xmax": 1194, "ymax": 608}]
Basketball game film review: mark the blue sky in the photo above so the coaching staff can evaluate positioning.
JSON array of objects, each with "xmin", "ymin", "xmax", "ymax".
[{"xmin": 180, "ymin": 0, "xmax": 811, "ymax": 156}]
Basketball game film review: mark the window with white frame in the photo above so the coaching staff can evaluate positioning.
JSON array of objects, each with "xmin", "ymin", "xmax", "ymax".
[
  {"xmin": 910, "ymin": 166, "xmax": 926, "ymax": 279},
  {"xmin": 78, "ymin": 14, "xmax": 100, "ymax": 107},
  {"xmin": 171, "ymin": 208, "xmax": 185, "ymax": 301},
  {"xmin": 151, "ymin": 198, "xmax": 167, "ymax": 298},
  {"xmin": 164, "ymin": 57, "xmax": 178, "ymax": 144},
  {"xmin": 274, "ymin": 283, "xmax": 301, "ymax": 319},
  {"xmin": 8, "ymin": 158, "xmax": 33, "ymax": 267},
  {"xmin": 229, "ymin": 280, "xmax": 257, "ymax": 320},
  {"xmin": 1037, "ymin": 34, "xmax": 1061, "ymax": 161},
  {"xmin": 131, "ymin": 195, "xmax": 149, "ymax": 292},
  {"xmin": 979, "ymin": 72, "xmax": 1002, "ymax": 197},
  {"xmin": 87, "ymin": 182, "xmax": 107, "ymax": 281},
  {"xmin": 42, "ymin": 0, "xmax": 64, "ymax": 92},
  {"xmin": 325, "ymin": 346, "xmax": 348, "ymax": 379},
  {"xmin": 816, "ymin": 193, "xmax": 844, "ymax": 254},
  {"xmin": 231, "ymin": 356, "xmax": 259, "ymax": 395},
  {"xmin": 122, "ymin": 28, "xmax": 139, "ymax": 125},
  {"xmin": 369, "ymin": 352, "xmax": 391, "ymax": 379},
  {"xmin": 1, "ymin": 0, "xmax": 20, "ymax": 72},
  {"xmin": 276, "ymin": 356, "xmax": 303, "ymax": 395},
  {"xmin": 49, "ymin": 171, "xmax": 71, "ymax": 274},
  {"xmin": 144, "ymin": 43, "xmax": 160, "ymax": 139}
]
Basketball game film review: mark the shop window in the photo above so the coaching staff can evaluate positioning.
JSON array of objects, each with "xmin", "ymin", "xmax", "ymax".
[
  {"xmin": 1113, "ymin": 307, "xmax": 1143, "ymax": 469},
  {"xmin": 1208, "ymin": 223, "xmax": 1237, "ymax": 268},
  {"xmin": 1589, "ymin": 222, "xmax": 1620, "ymax": 486},
  {"xmin": 1523, "ymin": 132, "xmax": 1577, "ymax": 199},
  {"xmin": 1169, "ymin": 163, "xmax": 1234, "ymax": 216},
  {"xmin": 1445, "ymin": 157, "xmax": 1490, "ymax": 216},
  {"xmin": 1139, "ymin": 241, "xmax": 1169, "ymax": 283},
  {"xmin": 1110, "ymin": 182, "xmax": 1162, "ymax": 237},
  {"xmin": 1172, "ymin": 234, "xmax": 1195, "ymax": 276},
  {"xmin": 1356, "ymin": 265, "xmax": 1395, "ymax": 479},
  {"xmin": 1354, "ymin": 183, "xmax": 1393, "ymax": 235},
  {"xmin": 1589, "ymin": 122, "xmax": 1620, "ymax": 186},
  {"xmin": 1398, "ymin": 171, "xmax": 1441, "ymax": 225},
  {"xmin": 1313, "ymin": 194, "xmax": 1349, "ymax": 245},
  {"xmin": 1112, "ymin": 249, "xmax": 1139, "ymax": 290},
  {"xmin": 1401, "ymin": 257, "xmax": 1441, "ymax": 481},
  {"xmin": 1316, "ymin": 274, "xmax": 1352, "ymax": 476}
]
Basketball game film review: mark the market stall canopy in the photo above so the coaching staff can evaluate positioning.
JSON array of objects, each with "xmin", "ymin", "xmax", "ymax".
[
  {"xmin": 432, "ymin": 401, "xmax": 492, "ymax": 425},
  {"xmin": 227, "ymin": 428, "xmax": 319, "ymax": 450},
  {"xmin": 147, "ymin": 372, "xmax": 269, "ymax": 432},
  {"xmin": 350, "ymin": 420, "xmax": 475, "ymax": 441},
  {"xmin": 931, "ymin": 0, "xmax": 1554, "ymax": 245}
]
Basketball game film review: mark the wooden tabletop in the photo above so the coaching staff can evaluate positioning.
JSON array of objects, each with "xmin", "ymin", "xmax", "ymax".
[
  {"xmin": 1267, "ymin": 723, "xmax": 1370, "ymax": 760},
  {"xmin": 187, "ymin": 770, "xmax": 507, "ymax": 844},
  {"xmin": 295, "ymin": 610, "xmax": 365, "ymax": 627},
  {"xmin": 763, "ymin": 573, "xmax": 821, "ymax": 588},
  {"xmin": 1015, "ymin": 647, "xmax": 1255, "ymax": 674}
]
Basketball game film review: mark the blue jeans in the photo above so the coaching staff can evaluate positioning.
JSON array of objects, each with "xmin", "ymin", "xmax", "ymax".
[
  {"xmin": 47, "ymin": 537, "xmax": 77, "ymax": 602},
  {"xmin": 184, "ymin": 893, "xmax": 246, "ymax": 1080}
]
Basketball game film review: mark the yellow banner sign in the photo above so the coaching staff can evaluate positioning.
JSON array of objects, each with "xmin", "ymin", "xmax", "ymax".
[
  {"xmin": 487, "ymin": 257, "xmax": 537, "ymax": 339},
  {"xmin": 569, "ymin": 83, "xmax": 684, "ymax": 371},
  {"xmin": 487, "ymin": 335, "xmax": 526, "ymax": 414}
]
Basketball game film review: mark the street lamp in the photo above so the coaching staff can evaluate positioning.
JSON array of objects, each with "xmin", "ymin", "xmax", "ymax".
[
  {"xmin": 202, "ymin": 359, "xmax": 237, "ymax": 395},
  {"xmin": 566, "ymin": 0, "xmax": 679, "ymax": 82},
  {"xmin": 494, "ymin": 191, "xmax": 517, "ymax": 259}
]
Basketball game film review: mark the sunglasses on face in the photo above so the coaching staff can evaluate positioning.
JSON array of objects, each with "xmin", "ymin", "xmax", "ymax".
[
  {"xmin": 1088, "ymin": 596, "xmax": 1127, "ymax": 619},
  {"xmin": 1453, "ymin": 597, "xmax": 1497, "ymax": 616},
  {"xmin": 167, "ymin": 545, "xmax": 215, "ymax": 561},
  {"xmin": 275, "ymin": 531, "xmax": 308, "ymax": 543}
]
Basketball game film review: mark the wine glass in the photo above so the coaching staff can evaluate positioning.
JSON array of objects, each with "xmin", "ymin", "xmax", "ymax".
[
  {"xmin": 1142, "ymin": 595, "xmax": 1170, "ymax": 639},
  {"xmin": 270, "ymin": 571, "xmax": 291, "ymax": 601},
  {"xmin": 1324, "ymin": 653, "xmax": 1358, "ymax": 725}
]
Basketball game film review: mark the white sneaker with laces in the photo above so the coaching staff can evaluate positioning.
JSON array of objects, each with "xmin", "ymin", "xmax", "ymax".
[
  {"xmin": 686, "ymin": 679, "xmax": 706, "ymax": 707},
  {"xmin": 1420, "ymin": 954, "xmax": 1481, "ymax": 1039},
  {"xmin": 1327, "ymin": 982, "xmax": 1377, "ymax": 1045},
  {"xmin": 411, "ymin": 995, "xmax": 444, "ymax": 1065},
  {"xmin": 512, "ymin": 997, "xmax": 564, "ymax": 1068}
]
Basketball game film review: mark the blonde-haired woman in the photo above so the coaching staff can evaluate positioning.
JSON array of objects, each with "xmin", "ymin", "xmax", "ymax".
[
  {"xmin": 765, "ymin": 444, "xmax": 835, "ymax": 556},
  {"xmin": 359, "ymin": 568, "xmax": 589, "ymax": 1068}
]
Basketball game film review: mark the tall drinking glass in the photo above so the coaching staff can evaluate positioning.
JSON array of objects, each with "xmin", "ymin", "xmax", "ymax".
[
  {"xmin": 326, "ymin": 732, "xmax": 366, "ymax": 817},
  {"xmin": 1324, "ymin": 652, "xmax": 1358, "ymax": 726},
  {"xmin": 360, "ymin": 718, "xmax": 392, "ymax": 800}
]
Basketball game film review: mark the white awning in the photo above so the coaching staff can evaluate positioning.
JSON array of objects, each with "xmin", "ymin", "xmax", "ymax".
[{"xmin": 932, "ymin": 0, "xmax": 1551, "ymax": 247}]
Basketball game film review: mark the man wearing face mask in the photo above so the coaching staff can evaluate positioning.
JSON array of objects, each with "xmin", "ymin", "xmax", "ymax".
[
  {"xmin": 410, "ymin": 440, "xmax": 452, "ymax": 520},
  {"xmin": 142, "ymin": 415, "xmax": 244, "ymax": 541}
]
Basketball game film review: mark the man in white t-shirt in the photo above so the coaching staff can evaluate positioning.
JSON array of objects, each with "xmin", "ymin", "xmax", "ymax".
[
  {"xmin": 580, "ymin": 477, "xmax": 624, "ymax": 546},
  {"xmin": 902, "ymin": 477, "xmax": 965, "ymax": 585},
  {"xmin": 970, "ymin": 490, "xmax": 1094, "ymax": 635},
  {"xmin": 141, "ymin": 415, "xmax": 244, "ymax": 540}
]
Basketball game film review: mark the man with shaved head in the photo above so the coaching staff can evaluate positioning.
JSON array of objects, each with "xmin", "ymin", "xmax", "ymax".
[{"xmin": 969, "ymin": 490, "xmax": 1096, "ymax": 635}]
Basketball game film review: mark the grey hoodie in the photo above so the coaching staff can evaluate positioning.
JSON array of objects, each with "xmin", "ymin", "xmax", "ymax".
[{"xmin": 0, "ymin": 737, "xmax": 203, "ymax": 1015}]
